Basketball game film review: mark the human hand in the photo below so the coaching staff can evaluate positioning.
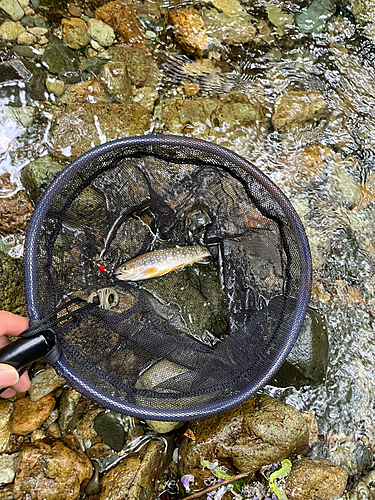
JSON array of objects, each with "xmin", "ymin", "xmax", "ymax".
[{"xmin": 0, "ymin": 311, "xmax": 31, "ymax": 398}]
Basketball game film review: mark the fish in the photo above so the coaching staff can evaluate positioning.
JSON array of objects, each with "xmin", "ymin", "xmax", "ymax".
[{"xmin": 115, "ymin": 246, "xmax": 211, "ymax": 281}]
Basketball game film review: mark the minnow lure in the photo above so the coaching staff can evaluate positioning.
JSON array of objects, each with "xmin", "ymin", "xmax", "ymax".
[{"xmin": 115, "ymin": 246, "xmax": 211, "ymax": 281}]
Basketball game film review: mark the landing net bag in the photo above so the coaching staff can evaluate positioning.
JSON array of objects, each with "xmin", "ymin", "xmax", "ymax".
[{"xmin": 24, "ymin": 136, "xmax": 312, "ymax": 421}]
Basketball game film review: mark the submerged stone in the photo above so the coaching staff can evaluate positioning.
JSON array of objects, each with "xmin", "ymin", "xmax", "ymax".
[
  {"xmin": 0, "ymin": 0, "xmax": 24, "ymax": 21},
  {"xmin": 95, "ymin": 0, "xmax": 146, "ymax": 51},
  {"xmin": 296, "ymin": 0, "xmax": 336, "ymax": 34},
  {"xmin": 21, "ymin": 155, "xmax": 64, "ymax": 203},
  {"xmin": 0, "ymin": 251, "xmax": 26, "ymax": 315},
  {"xmin": 140, "ymin": 263, "xmax": 227, "ymax": 346},
  {"xmin": 271, "ymin": 305, "xmax": 329, "ymax": 388},
  {"xmin": 156, "ymin": 91, "xmax": 268, "ymax": 139},
  {"xmin": 93, "ymin": 411, "xmax": 126, "ymax": 452},
  {"xmin": 40, "ymin": 34, "xmax": 81, "ymax": 83},
  {"xmin": 107, "ymin": 45, "xmax": 160, "ymax": 87},
  {"xmin": 61, "ymin": 17, "xmax": 90, "ymax": 49},
  {"xmin": 168, "ymin": 7, "xmax": 208, "ymax": 57},
  {"xmin": 99, "ymin": 60, "xmax": 132, "ymax": 103},
  {"xmin": 48, "ymin": 102, "xmax": 152, "ymax": 159},
  {"xmin": 203, "ymin": 7, "xmax": 256, "ymax": 44},
  {"xmin": 272, "ymin": 90, "xmax": 328, "ymax": 133}
]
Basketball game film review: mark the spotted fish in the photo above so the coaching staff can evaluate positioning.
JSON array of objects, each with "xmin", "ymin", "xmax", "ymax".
[{"xmin": 115, "ymin": 246, "xmax": 211, "ymax": 281}]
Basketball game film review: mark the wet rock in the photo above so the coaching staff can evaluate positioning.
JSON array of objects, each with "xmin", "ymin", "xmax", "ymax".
[
  {"xmin": 0, "ymin": 104, "xmax": 35, "ymax": 128},
  {"xmin": 47, "ymin": 422, "xmax": 61, "ymax": 439},
  {"xmin": 179, "ymin": 394, "xmax": 309, "ymax": 488},
  {"xmin": 211, "ymin": 0, "xmax": 246, "ymax": 16},
  {"xmin": 345, "ymin": 0, "xmax": 375, "ymax": 40},
  {"xmin": 62, "ymin": 17, "xmax": 90, "ymax": 49},
  {"xmin": 40, "ymin": 34, "xmax": 81, "ymax": 83},
  {"xmin": 0, "ymin": 0, "xmax": 24, "ymax": 21},
  {"xmin": 0, "ymin": 20, "xmax": 25, "ymax": 40},
  {"xmin": 58, "ymin": 388, "xmax": 81, "ymax": 435},
  {"xmin": 13, "ymin": 438, "xmax": 93, "ymax": 500},
  {"xmin": 133, "ymin": 86, "xmax": 159, "ymax": 111},
  {"xmin": 74, "ymin": 406, "xmax": 103, "ymax": 450},
  {"xmin": 0, "ymin": 252, "xmax": 26, "ymax": 315},
  {"xmin": 12, "ymin": 394, "xmax": 56, "ymax": 435},
  {"xmin": 271, "ymin": 305, "xmax": 329, "ymax": 387},
  {"xmin": 93, "ymin": 411, "xmax": 126, "ymax": 452},
  {"xmin": 17, "ymin": 31, "xmax": 35, "ymax": 44},
  {"xmin": 168, "ymin": 7, "xmax": 208, "ymax": 57},
  {"xmin": 285, "ymin": 458, "xmax": 348, "ymax": 500},
  {"xmin": 155, "ymin": 91, "xmax": 268, "ymax": 139},
  {"xmin": 107, "ymin": 45, "xmax": 159, "ymax": 87},
  {"xmin": 146, "ymin": 420, "xmax": 184, "ymax": 434},
  {"xmin": 88, "ymin": 18, "xmax": 115, "ymax": 47},
  {"xmin": 203, "ymin": 7, "xmax": 256, "ymax": 44},
  {"xmin": 267, "ymin": 4, "xmax": 294, "ymax": 35},
  {"xmin": 98, "ymin": 439, "xmax": 165, "ymax": 500},
  {"xmin": 85, "ymin": 461, "xmax": 100, "ymax": 495},
  {"xmin": 45, "ymin": 76, "xmax": 65, "ymax": 96},
  {"xmin": 0, "ymin": 485, "xmax": 14, "ymax": 500},
  {"xmin": 48, "ymin": 102, "xmax": 152, "ymax": 159},
  {"xmin": 0, "ymin": 191, "xmax": 33, "ymax": 233},
  {"xmin": 272, "ymin": 90, "xmax": 327, "ymax": 133},
  {"xmin": 99, "ymin": 60, "xmax": 132, "ymax": 103},
  {"xmin": 82, "ymin": 55, "xmax": 106, "ymax": 75},
  {"xmin": 60, "ymin": 78, "xmax": 109, "ymax": 104},
  {"xmin": 21, "ymin": 155, "xmax": 64, "ymax": 203},
  {"xmin": 95, "ymin": 1, "xmax": 146, "ymax": 51},
  {"xmin": 28, "ymin": 367, "xmax": 66, "ymax": 402},
  {"xmin": 0, "ymin": 452, "xmax": 19, "ymax": 485},
  {"xmin": 0, "ymin": 401, "xmax": 13, "ymax": 453},
  {"xmin": 327, "ymin": 433, "xmax": 372, "ymax": 476},
  {"xmin": 297, "ymin": 0, "xmax": 337, "ymax": 33},
  {"xmin": 278, "ymin": 143, "xmax": 333, "ymax": 191}
]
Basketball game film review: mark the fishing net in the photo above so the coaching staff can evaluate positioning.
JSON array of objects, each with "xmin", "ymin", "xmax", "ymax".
[{"xmin": 22, "ymin": 136, "xmax": 311, "ymax": 421}]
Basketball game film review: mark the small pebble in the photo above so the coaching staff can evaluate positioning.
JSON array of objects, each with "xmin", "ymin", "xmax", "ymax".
[
  {"xmin": 68, "ymin": 3, "xmax": 81, "ymax": 17},
  {"xmin": 183, "ymin": 80, "xmax": 200, "ymax": 96},
  {"xmin": 0, "ymin": 20, "xmax": 26, "ymax": 41},
  {"xmin": 17, "ymin": 31, "xmax": 35, "ymax": 44},
  {"xmin": 46, "ymin": 76, "xmax": 65, "ymax": 96},
  {"xmin": 0, "ymin": 0, "xmax": 24, "ymax": 21},
  {"xmin": 38, "ymin": 35, "xmax": 48, "ymax": 44},
  {"xmin": 30, "ymin": 429, "xmax": 46, "ymax": 442},
  {"xmin": 23, "ymin": 6, "xmax": 35, "ymax": 16},
  {"xmin": 28, "ymin": 26, "xmax": 48, "ymax": 36},
  {"xmin": 47, "ymin": 422, "xmax": 61, "ymax": 439}
]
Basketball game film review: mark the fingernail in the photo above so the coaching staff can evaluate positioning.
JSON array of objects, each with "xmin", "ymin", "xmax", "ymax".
[{"xmin": 0, "ymin": 364, "xmax": 19, "ymax": 386}]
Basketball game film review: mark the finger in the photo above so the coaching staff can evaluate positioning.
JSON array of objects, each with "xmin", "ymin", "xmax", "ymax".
[
  {"xmin": 0, "ymin": 363, "xmax": 19, "ymax": 388},
  {"xmin": 0, "ymin": 387, "xmax": 16, "ymax": 398},
  {"xmin": 12, "ymin": 370, "xmax": 31, "ymax": 393},
  {"xmin": 0, "ymin": 311, "xmax": 29, "ymax": 337}
]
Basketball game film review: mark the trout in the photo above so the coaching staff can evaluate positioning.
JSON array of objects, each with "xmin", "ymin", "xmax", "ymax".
[{"xmin": 115, "ymin": 246, "xmax": 211, "ymax": 281}]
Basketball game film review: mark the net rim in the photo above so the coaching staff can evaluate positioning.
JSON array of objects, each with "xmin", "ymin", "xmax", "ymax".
[{"xmin": 24, "ymin": 135, "xmax": 312, "ymax": 420}]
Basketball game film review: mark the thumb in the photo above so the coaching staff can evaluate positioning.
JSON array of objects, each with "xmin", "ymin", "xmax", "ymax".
[{"xmin": 0, "ymin": 364, "xmax": 19, "ymax": 388}]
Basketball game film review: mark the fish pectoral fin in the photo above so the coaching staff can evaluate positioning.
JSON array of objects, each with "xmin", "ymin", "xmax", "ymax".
[{"xmin": 143, "ymin": 267, "xmax": 159, "ymax": 277}]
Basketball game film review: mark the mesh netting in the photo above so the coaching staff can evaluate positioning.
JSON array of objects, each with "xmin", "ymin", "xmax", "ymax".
[{"xmin": 24, "ymin": 136, "xmax": 311, "ymax": 420}]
